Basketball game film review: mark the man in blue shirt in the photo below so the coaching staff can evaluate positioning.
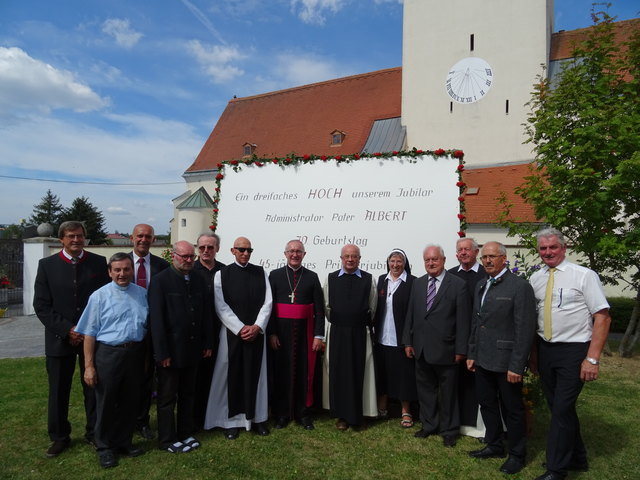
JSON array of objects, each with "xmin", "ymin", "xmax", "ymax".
[{"xmin": 75, "ymin": 252, "xmax": 148, "ymax": 469}]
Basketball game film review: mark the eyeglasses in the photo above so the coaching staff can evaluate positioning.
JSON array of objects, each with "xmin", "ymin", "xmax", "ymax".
[
  {"xmin": 341, "ymin": 255, "xmax": 360, "ymax": 260},
  {"xmin": 173, "ymin": 252, "xmax": 196, "ymax": 261},
  {"xmin": 285, "ymin": 249, "xmax": 305, "ymax": 255},
  {"xmin": 480, "ymin": 254, "xmax": 504, "ymax": 261},
  {"xmin": 64, "ymin": 234, "xmax": 85, "ymax": 239},
  {"xmin": 198, "ymin": 245, "xmax": 216, "ymax": 251},
  {"xmin": 234, "ymin": 247, "xmax": 254, "ymax": 253}
]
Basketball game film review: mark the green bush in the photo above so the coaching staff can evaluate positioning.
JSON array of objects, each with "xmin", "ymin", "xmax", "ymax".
[{"xmin": 607, "ymin": 296, "xmax": 636, "ymax": 333}]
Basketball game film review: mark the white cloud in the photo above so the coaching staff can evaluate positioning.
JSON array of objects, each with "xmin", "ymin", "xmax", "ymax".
[
  {"xmin": 0, "ymin": 47, "xmax": 109, "ymax": 118},
  {"xmin": 102, "ymin": 18, "xmax": 143, "ymax": 48},
  {"xmin": 187, "ymin": 40, "xmax": 246, "ymax": 83},
  {"xmin": 106, "ymin": 207, "xmax": 131, "ymax": 215},
  {"xmin": 273, "ymin": 53, "xmax": 354, "ymax": 86},
  {"xmin": 0, "ymin": 114, "xmax": 202, "ymax": 233},
  {"xmin": 290, "ymin": 0, "xmax": 345, "ymax": 24}
]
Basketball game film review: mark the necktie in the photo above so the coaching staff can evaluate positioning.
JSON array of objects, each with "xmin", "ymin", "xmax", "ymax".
[
  {"xmin": 137, "ymin": 258, "xmax": 147, "ymax": 289},
  {"xmin": 426, "ymin": 277, "xmax": 436, "ymax": 310},
  {"xmin": 481, "ymin": 277, "xmax": 496, "ymax": 308},
  {"xmin": 543, "ymin": 267, "xmax": 556, "ymax": 340}
]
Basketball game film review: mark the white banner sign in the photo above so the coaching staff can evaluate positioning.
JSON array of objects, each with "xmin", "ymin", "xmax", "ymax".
[{"xmin": 214, "ymin": 155, "xmax": 462, "ymax": 280}]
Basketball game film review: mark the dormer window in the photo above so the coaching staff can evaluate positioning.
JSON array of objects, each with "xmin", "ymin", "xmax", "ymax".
[
  {"xmin": 243, "ymin": 143, "xmax": 256, "ymax": 156},
  {"xmin": 330, "ymin": 130, "xmax": 346, "ymax": 146}
]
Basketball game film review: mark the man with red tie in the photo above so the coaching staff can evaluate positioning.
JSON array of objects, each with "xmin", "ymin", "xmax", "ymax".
[
  {"xmin": 129, "ymin": 224, "xmax": 169, "ymax": 440},
  {"xmin": 34, "ymin": 220, "xmax": 110, "ymax": 457}
]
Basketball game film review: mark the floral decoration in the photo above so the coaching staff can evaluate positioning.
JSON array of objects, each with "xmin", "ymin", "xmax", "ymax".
[{"xmin": 209, "ymin": 148, "xmax": 466, "ymax": 234}]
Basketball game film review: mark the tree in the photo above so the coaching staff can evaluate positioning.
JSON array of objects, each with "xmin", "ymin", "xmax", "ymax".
[
  {"xmin": 499, "ymin": 8, "xmax": 640, "ymax": 356},
  {"xmin": 60, "ymin": 196, "xmax": 109, "ymax": 245},
  {"xmin": 29, "ymin": 189, "xmax": 64, "ymax": 228}
]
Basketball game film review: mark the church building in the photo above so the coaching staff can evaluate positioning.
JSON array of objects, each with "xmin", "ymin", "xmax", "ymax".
[{"xmin": 172, "ymin": 0, "xmax": 639, "ymax": 252}]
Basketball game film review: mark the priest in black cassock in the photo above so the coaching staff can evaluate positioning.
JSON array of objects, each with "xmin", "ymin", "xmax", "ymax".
[
  {"xmin": 268, "ymin": 240, "xmax": 325, "ymax": 430},
  {"xmin": 323, "ymin": 244, "xmax": 377, "ymax": 430},
  {"xmin": 205, "ymin": 237, "xmax": 272, "ymax": 440}
]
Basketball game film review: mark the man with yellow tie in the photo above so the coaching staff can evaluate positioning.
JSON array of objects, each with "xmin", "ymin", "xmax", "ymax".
[{"xmin": 529, "ymin": 228, "xmax": 611, "ymax": 480}]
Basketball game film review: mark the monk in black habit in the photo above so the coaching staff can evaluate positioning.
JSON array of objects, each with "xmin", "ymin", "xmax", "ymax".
[
  {"xmin": 324, "ymin": 244, "xmax": 377, "ymax": 430},
  {"xmin": 205, "ymin": 236, "xmax": 272, "ymax": 440},
  {"xmin": 268, "ymin": 240, "xmax": 325, "ymax": 430}
]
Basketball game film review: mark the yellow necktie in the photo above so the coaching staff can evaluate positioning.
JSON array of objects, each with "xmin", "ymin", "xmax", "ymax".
[{"xmin": 543, "ymin": 267, "xmax": 556, "ymax": 340}]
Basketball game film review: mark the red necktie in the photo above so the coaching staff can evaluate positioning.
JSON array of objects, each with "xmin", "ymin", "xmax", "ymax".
[{"xmin": 137, "ymin": 258, "xmax": 147, "ymax": 289}]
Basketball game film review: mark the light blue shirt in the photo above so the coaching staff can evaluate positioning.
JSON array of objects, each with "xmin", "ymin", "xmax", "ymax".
[{"xmin": 75, "ymin": 281, "xmax": 148, "ymax": 345}]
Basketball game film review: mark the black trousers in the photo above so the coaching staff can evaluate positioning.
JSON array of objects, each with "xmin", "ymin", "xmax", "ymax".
[
  {"xmin": 156, "ymin": 365, "xmax": 198, "ymax": 448},
  {"xmin": 475, "ymin": 366, "xmax": 527, "ymax": 459},
  {"xmin": 94, "ymin": 342, "xmax": 144, "ymax": 451},
  {"xmin": 415, "ymin": 355, "xmax": 459, "ymax": 436},
  {"xmin": 538, "ymin": 340, "xmax": 589, "ymax": 474},
  {"xmin": 45, "ymin": 351, "xmax": 96, "ymax": 442},
  {"xmin": 136, "ymin": 335, "xmax": 155, "ymax": 428}
]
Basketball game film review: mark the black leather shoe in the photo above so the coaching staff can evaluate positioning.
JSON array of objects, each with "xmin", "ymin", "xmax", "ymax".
[
  {"xmin": 443, "ymin": 435, "xmax": 457, "ymax": 447},
  {"xmin": 117, "ymin": 446, "xmax": 144, "ymax": 457},
  {"xmin": 274, "ymin": 417, "xmax": 289, "ymax": 429},
  {"xmin": 500, "ymin": 456, "xmax": 525, "ymax": 474},
  {"xmin": 46, "ymin": 439, "xmax": 70, "ymax": 457},
  {"xmin": 300, "ymin": 416, "xmax": 314, "ymax": 430},
  {"xmin": 414, "ymin": 429, "xmax": 435, "ymax": 438},
  {"xmin": 225, "ymin": 428, "xmax": 239, "ymax": 440},
  {"xmin": 534, "ymin": 471, "xmax": 566, "ymax": 480},
  {"xmin": 99, "ymin": 450, "xmax": 118, "ymax": 469},
  {"xmin": 253, "ymin": 422, "xmax": 270, "ymax": 436},
  {"xmin": 138, "ymin": 424, "xmax": 155, "ymax": 440},
  {"xmin": 468, "ymin": 446, "xmax": 506, "ymax": 459}
]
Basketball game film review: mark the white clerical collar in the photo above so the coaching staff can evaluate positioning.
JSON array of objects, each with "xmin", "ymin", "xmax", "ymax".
[
  {"xmin": 235, "ymin": 261, "xmax": 249, "ymax": 268},
  {"xmin": 338, "ymin": 268, "xmax": 362, "ymax": 277},
  {"xmin": 287, "ymin": 264, "xmax": 302, "ymax": 272},
  {"xmin": 62, "ymin": 249, "xmax": 84, "ymax": 260},
  {"xmin": 457, "ymin": 261, "xmax": 480, "ymax": 273},
  {"xmin": 385, "ymin": 270, "xmax": 407, "ymax": 282}
]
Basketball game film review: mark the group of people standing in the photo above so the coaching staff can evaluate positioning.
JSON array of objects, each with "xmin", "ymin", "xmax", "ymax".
[{"xmin": 34, "ymin": 221, "xmax": 611, "ymax": 480}]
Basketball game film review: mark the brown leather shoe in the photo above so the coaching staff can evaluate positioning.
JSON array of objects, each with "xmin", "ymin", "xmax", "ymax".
[
  {"xmin": 336, "ymin": 419, "xmax": 349, "ymax": 431},
  {"xmin": 46, "ymin": 439, "xmax": 70, "ymax": 457}
]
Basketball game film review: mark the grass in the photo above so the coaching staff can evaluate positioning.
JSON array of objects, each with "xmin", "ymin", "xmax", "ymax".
[{"xmin": 1, "ymin": 354, "xmax": 639, "ymax": 480}]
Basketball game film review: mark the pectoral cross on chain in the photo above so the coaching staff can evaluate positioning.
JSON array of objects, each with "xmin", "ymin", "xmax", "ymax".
[{"xmin": 288, "ymin": 292, "xmax": 295, "ymax": 303}]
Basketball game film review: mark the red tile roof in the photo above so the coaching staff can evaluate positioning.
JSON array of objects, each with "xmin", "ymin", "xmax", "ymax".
[
  {"xmin": 550, "ymin": 18, "xmax": 640, "ymax": 61},
  {"xmin": 186, "ymin": 67, "xmax": 402, "ymax": 173},
  {"xmin": 462, "ymin": 164, "xmax": 538, "ymax": 224}
]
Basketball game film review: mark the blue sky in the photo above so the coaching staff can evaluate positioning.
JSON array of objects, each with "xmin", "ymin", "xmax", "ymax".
[{"xmin": 1, "ymin": 0, "xmax": 638, "ymax": 235}]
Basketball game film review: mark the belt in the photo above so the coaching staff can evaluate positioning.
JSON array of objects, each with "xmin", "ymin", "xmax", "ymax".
[{"xmin": 108, "ymin": 341, "xmax": 142, "ymax": 348}]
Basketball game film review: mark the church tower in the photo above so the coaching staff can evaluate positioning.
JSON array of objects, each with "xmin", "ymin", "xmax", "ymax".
[{"xmin": 401, "ymin": 0, "xmax": 554, "ymax": 166}]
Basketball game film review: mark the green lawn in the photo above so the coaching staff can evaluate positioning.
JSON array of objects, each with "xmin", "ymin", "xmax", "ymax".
[{"xmin": 1, "ymin": 355, "xmax": 638, "ymax": 480}]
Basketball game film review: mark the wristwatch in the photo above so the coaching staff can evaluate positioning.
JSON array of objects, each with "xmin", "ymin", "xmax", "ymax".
[{"xmin": 585, "ymin": 357, "xmax": 600, "ymax": 365}]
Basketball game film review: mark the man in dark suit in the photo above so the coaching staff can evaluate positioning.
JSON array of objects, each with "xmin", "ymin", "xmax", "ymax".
[
  {"xmin": 192, "ymin": 232, "xmax": 225, "ymax": 429},
  {"xmin": 129, "ymin": 223, "xmax": 170, "ymax": 440},
  {"xmin": 33, "ymin": 220, "xmax": 110, "ymax": 457},
  {"xmin": 448, "ymin": 237, "xmax": 487, "ymax": 436},
  {"xmin": 403, "ymin": 245, "xmax": 470, "ymax": 447},
  {"xmin": 149, "ymin": 241, "xmax": 214, "ymax": 453},
  {"xmin": 467, "ymin": 241, "xmax": 536, "ymax": 475}
]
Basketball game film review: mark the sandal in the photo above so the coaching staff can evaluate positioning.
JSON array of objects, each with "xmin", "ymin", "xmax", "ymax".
[
  {"xmin": 182, "ymin": 437, "xmax": 200, "ymax": 450},
  {"xmin": 165, "ymin": 441, "xmax": 188, "ymax": 453},
  {"xmin": 377, "ymin": 409, "xmax": 389, "ymax": 420},
  {"xmin": 401, "ymin": 413, "xmax": 414, "ymax": 428}
]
